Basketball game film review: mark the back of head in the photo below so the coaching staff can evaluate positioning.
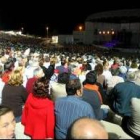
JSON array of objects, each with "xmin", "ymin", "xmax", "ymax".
[
  {"xmin": 84, "ymin": 71, "xmax": 97, "ymax": 85},
  {"xmin": 33, "ymin": 77, "xmax": 51, "ymax": 99},
  {"xmin": 111, "ymin": 68, "xmax": 119, "ymax": 76},
  {"xmin": 66, "ymin": 79, "xmax": 81, "ymax": 96},
  {"xmin": 8, "ymin": 70, "xmax": 23, "ymax": 86},
  {"xmin": 58, "ymin": 72, "xmax": 70, "ymax": 84},
  {"xmin": 95, "ymin": 63, "xmax": 103, "ymax": 75},
  {"xmin": 4, "ymin": 60, "xmax": 14, "ymax": 72},
  {"xmin": 67, "ymin": 117, "xmax": 108, "ymax": 139},
  {"xmin": 119, "ymin": 66, "xmax": 127, "ymax": 74},
  {"xmin": 33, "ymin": 67, "xmax": 44, "ymax": 78},
  {"xmin": 127, "ymin": 71, "xmax": 136, "ymax": 82}
]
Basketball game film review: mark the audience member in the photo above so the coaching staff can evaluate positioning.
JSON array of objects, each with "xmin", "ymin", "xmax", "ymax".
[
  {"xmin": 55, "ymin": 79, "xmax": 95, "ymax": 139},
  {"xmin": 67, "ymin": 117, "xmax": 108, "ymax": 139},
  {"xmin": 0, "ymin": 105, "xmax": 16, "ymax": 139},
  {"xmin": 22, "ymin": 77, "xmax": 55, "ymax": 139},
  {"xmin": 2, "ymin": 70, "xmax": 28, "ymax": 122}
]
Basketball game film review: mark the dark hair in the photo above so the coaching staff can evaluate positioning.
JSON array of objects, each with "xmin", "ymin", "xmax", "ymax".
[
  {"xmin": 4, "ymin": 61, "xmax": 14, "ymax": 71},
  {"xmin": 61, "ymin": 59, "xmax": 67, "ymax": 66},
  {"xmin": 94, "ymin": 64, "xmax": 103, "ymax": 75},
  {"xmin": 0, "ymin": 105, "xmax": 13, "ymax": 117},
  {"xmin": 33, "ymin": 77, "xmax": 51, "ymax": 99},
  {"xmin": 84, "ymin": 71, "xmax": 97, "ymax": 85},
  {"xmin": 111, "ymin": 68, "xmax": 120, "ymax": 76},
  {"xmin": 58, "ymin": 72, "xmax": 70, "ymax": 84},
  {"xmin": 66, "ymin": 79, "xmax": 81, "ymax": 96}
]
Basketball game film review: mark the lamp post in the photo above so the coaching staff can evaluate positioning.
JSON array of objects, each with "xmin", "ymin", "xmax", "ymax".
[
  {"xmin": 46, "ymin": 27, "xmax": 49, "ymax": 39},
  {"xmin": 21, "ymin": 27, "xmax": 24, "ymax": 33}
]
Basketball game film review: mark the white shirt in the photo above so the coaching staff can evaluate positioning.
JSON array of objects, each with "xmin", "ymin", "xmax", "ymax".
[{"xmin": 0, "ymin": 79, "xmax": 5, "ymax": 104}]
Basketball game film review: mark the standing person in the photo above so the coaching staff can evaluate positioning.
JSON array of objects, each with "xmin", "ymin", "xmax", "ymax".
[
  {"xmin": 0, "ymin": 105, "xmax": 16, "ymax": 139},
  {"xmin": 55, "ymin": 79, "xmax": 95, "ymax": 139},
  {"xmin": 22, "ymin": 77, "xmax": 55, "ymax": 139},
  {"xmin": 2, "ymin": 70, "xmax": 28, "ymax": 122}
]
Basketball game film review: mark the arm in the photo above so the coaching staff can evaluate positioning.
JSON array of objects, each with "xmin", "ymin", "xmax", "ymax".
[{"xmin": 21, "ymin": 85, "xmax": 28, "ymax": 103}]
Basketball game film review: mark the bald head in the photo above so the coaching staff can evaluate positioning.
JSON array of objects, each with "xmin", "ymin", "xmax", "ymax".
[{"xmin": 68, "ymin": 117, "xmax": 108, "ymax": 139}]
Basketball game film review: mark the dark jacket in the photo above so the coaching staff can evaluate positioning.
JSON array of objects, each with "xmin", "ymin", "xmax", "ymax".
[
  {"xmin": 109, "ymin": 81, "xmax": 140, "ymax": 116},
  {"xmin": 83, "ymin": 88, "xmax": 103, "ymax": 120},
  {"xmin": 2, "ymin": 84, "xmax": 28, "ymax": 117}
]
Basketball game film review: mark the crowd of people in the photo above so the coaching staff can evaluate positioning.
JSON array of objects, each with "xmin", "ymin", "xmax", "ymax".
[{"xmin": 0, "ymin": 33, "xmax": 140, "ymax": 139}]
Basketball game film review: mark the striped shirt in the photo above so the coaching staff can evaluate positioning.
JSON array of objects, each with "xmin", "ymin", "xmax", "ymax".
[{"xmin": 55, "ymin": 96, "xmax": 95, "ymax": 139}]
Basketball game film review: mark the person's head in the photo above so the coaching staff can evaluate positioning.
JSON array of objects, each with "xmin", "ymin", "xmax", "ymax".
[
  {"xmin": 111, "ymin": 68, "xmax": 120, "ymax": 76},
  {"xmin": 8, "ymin": 70, "xmax": 23, "ymax": 86},
  {"xmin": 119, "ymin": 66, "xmax": 127, "ymax": 74},
  {"xmin": 127, "ymin": 71, "xmax": 136, "ymax": 82},
  {"xmin": 130, "ymin": 60, "xmax": 138, "ymax": 68},
  {"xmin": 33, "ymin": 77, "xmax": 51, "ymax": 99},
  {"xmin": 94, "ymin": 63, "xmax": 103, "ymax": 75},
  {"xmin": 67, "ymin": 117, "xmax": 108, "ymax": 139},
  {"xmin": 0, "ymin": 105, "xmax": 16, "ymax": 139},
  {"xmin": 4, "ymin": 60, "xmax": 14, "ymax": 72},
  {"xmin": 32, "ymin": 53, "xmax": 39, "ymax": 62},
  {"xmin": 84, "ymin": 71, "xmax": 97, "ymax": 85},
  {"xmin": 33, "ymin": 67, "xmax": 44, "ymax": 78},
  {"xmin": 66, "ymin": 79, "xmax": 82, "ymax": 96},
  {"xmin": 61, "ymin": 59, "xmax": 67, "ymax": 66},
  {"xmin": 58, "ymin": 72, "xmax": 70, "ymax": 84}
]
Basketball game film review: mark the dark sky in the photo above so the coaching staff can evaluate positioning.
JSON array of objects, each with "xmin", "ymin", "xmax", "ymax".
[{"xmin": 0, "ymin": 1, "xmax": 140, "ymax": 36}]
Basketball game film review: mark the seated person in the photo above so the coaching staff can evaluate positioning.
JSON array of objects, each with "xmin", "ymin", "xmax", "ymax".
[
  {"xmin": 83, "ymin": 71, "xmax": 108, "ymax": 120},
  {"xmin": 55, "ymin": 79, "xmax": 95, "ymax": 139},
  {"xmin": 0, "ymin": 105, "xmax": 16, "ymax": 139},
  {"xmin": 121, "ymin": 98, "xmax": 140, "ymax": 139},
  {"xmin": 108, "ymin": 71, "xmax": 140, "ymax": 117},
  {"xmin": 67, "ymin": 117, "xmax": 108, "ymax": 139},
  {"xmin": 51, "ymin": 72, "xmax": 69, "ymax": 101},
  {"xmin": 22, "ymin": 77, "xmax": 55, "ymax": 139}
]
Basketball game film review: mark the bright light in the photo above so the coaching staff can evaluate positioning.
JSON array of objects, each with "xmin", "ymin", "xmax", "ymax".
[
  {"xmin": 103, "ymin": 31, "xmax": 105, "ymax": 34},
  {"xmin": 52, "ymin": 36, "xmax": 58, "ymax": 44},
  {"xmin": 46, "ymin": 27, "xmax": 49, "ymax": 38},
  {"xmin": 107, "ymin": 31, "xmax": 110, "ymax": 34},
  {"xmin": 46, "ymin": 27, "xmax": 49, "ymax": 30},
  {"xmin": 99, "ymin": 31, "xmax": 102, "ymax": 34},
  {"xmin": 79, "ymin": 26, "xmax": 83, "ymax": 31},
  {"xmin": 112, "ymin": 31, "xmax": 115, "ymax": 35}
]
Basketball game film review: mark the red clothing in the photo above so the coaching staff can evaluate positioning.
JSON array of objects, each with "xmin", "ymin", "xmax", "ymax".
[
  {"xmin": 111, "ymin": 64, "xmax": 119, "ymax": 70},
  {"xmin": 22, "ymin": 93, "xmax": 55, "ymax": 139},
  {"xmin": 26, "ymin": 77, "xmax": 37, "ymax": 94},
  {"xmin": 2, "ymin": 71, "xmax": 11, "ymax": 83}
]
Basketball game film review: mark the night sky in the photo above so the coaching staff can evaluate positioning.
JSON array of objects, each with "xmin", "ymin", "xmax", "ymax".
[{"xmin": 0, "ymin": 1, "xmax": 140, "ymax": 36}]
